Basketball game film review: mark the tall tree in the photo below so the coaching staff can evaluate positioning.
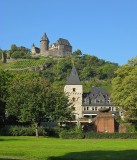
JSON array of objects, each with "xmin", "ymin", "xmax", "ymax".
[
  {"xmin": 6, "ymin": 76, "xmax": 72, "ymax": 137},
  {"xmin": 111, "ymin": 58, "xmax": 137, "ymax": 122},
  {"xmin": 0, "ymin": 70, "xmax": 13, "ymax": 126}
]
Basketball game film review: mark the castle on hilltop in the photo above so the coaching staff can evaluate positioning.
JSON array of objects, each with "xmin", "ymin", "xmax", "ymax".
[{"xmin": 31, "ymin": 33, "xmax": 72, "ymax": 57}]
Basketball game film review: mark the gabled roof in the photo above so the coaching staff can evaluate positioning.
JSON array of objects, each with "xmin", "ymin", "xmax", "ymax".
[
  {"xmin": 95, "ymin": 91, "xmax": 105, "ymax": 100},
  {"xmin": 89, "ymin": 87, "xmax": 109, "ymax": 99},
  {"xmin": 66, "ymin": 65, "xmax": 81, "ymax": 85}
]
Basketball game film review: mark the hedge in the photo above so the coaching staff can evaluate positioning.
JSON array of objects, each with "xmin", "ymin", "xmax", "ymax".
[
  {"xmin": 60, "ymin": 131, "xmax": 137, "ymax": 139},
  {"xmin": 59, "ymin": 130, "xmax": 85, "ymax": 139},
  {"xmin": 84, "ymin": 132, "xmax": 137, "ymax": 139},
  {"xmin": 0, "ymin": 125, "xmax": 62, "ymax": 137},
  {"xmin": 0, "ymin": 126, "xmax": 46, "ymax": 136}
]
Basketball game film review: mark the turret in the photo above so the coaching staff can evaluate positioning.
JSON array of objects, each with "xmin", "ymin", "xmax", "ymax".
[
  {"xmin": 31, "ymin": 43, "xmax": 35, "ymax": 55},
  {"xmin": 40, "ymin": 33, "xmax": 49, "ymax": 54}
]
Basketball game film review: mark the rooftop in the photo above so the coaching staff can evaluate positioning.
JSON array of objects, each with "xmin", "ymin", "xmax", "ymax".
[{"xmin": 66, "ymin": 65, "xmax": 81, "ymax": 85}]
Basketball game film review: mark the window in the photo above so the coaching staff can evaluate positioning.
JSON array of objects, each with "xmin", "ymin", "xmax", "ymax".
[
  {"xmin": 73, "ymin": 88, "xmax": 76, "ymax": 92},
  {"xmin": 72, "ymin": 107, "xmax": 75, "ymax": 111},
  {"xmin": 87, "ymin": 107, "xmax": 89, "ymax": 110},
  {"xmin": 72, "ymin": 97, "xmax": 75, "ymax": 102}
]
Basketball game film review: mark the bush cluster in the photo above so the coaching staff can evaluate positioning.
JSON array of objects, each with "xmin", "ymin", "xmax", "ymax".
[
  {"xmin": 0, "ymin": 125, "xmax": 62, "ymax": 137},
  {"xmin": 60, "ymin": 131, "xmax": 137, "ymax": 139},
  {"xmin": 60, "ymin": 130, "xmax": 84, "ymax": 139},
  {"xmin": 0, "ymin": 126, "xmax": 46, "ymax": 136},
  {"xmin": 84, "ymin": 132, "xmax": 137, "ymax": 139},
  {"xmin": 1, "ymin": 125, "xmax": 137, "ymax": 139}
]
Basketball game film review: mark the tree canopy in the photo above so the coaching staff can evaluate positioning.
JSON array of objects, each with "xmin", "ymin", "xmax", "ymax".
[
  {"xmin": 111, "ymin": 58, "xmax": 137, "ymax": 122},
  {"xmin": 6, "ymin": 76, "xmax": 72, "ymax": 136}
]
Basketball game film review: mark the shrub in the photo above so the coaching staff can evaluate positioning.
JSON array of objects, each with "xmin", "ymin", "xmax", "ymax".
[
  {"xmin": 126, "ymin": 123, "xmax": 137, "ymax": 133},
  {"xmin": 0, "ymin": 125, "xmax": 47, "ymax": 136},
  {"xmin": 85, "ymin": 132, "xmax": 137, "ymax": 139},
  {"xmin": 60, "ymin": 127, "xmax": 84, "ymax": 139},
  {"xmin": 44, "ymin": 127, "xmax": 62, "ymax": 137},
  {"xmin": 60, "ymin": 130, "xmax": 84, "ymax": 139}
]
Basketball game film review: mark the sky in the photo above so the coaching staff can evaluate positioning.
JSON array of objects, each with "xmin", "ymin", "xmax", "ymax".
[{"xmin": 1, "ymin": 0, "xmax": 137, "ymax": 65}]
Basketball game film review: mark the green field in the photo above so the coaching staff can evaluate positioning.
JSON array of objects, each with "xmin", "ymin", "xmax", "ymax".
[{"xmin": 0, "ymin": 137, "xmax": 137, "ymax": 160}]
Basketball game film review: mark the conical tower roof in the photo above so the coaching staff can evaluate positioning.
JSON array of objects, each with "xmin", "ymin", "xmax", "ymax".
[
  {"xmin": 40, "ymin": 33, "xmax": 49, "ymax": 41},
  {"xmin": 66, "ymin": 65, "xmax": 81, "ymax": 85}
]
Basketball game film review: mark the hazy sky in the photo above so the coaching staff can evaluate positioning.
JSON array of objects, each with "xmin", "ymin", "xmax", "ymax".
[{"xmin": 1, "ymin": 0, "xmax": 137, "ymax": 65}]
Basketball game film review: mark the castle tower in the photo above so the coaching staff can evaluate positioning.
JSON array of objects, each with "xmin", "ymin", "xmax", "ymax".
[
  {"xmin": 64, "ymin": 65, "xmax": 83, "ymax": 119},
  {"xmin": 40, "ymin": 33, "xmax": 49, "ymax": 55},
  {"xmin": 31, "ymin": 43, "xmax": 36, "ymax": 55}
]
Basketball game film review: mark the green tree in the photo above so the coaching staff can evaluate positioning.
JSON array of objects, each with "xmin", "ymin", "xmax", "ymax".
[
  {"xmin": 111, "ymin": 59, "xmax": 137, "ymax": 122},
  {"xmin": 11, "ymin": 44, "xmax": 17, "ymax": 52},
  {"xmin": 97, "ymin": 63, "xmax": 118, "ymax": 79},
  {"xmin": 0, "ymin": 49, "xmax": 2, "ymax": 60},
  {"xmin": 0, "ymin": 70, "xmax": 13, "ymax": 126},
  {"xmin": 6, "ymin": 76, "xmax": 72, "ymax": 137},
  {"xmin": 73, "ymin": 49, "xmax": 82, "ymax": 56},
  {"xmin": 80, "ymin": 66, "xmax": 96, "ymax": 80}
]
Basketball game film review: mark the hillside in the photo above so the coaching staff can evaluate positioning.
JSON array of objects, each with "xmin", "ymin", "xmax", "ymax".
[{"xmin": 0, "ymin": 54, "xmax": 118, "ymax": 93}]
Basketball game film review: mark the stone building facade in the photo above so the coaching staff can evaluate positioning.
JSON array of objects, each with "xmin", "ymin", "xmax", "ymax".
[
  {"xmin": 64, "ymin": 66, "xmax": 118, "ymax": 120},
  {"xmin": 64, "ymin": 65, "xmax": 83, "ymax": 119},
  {"xmin": 32, "ymin": 33, "xmax": 72, "ymax": 57}
]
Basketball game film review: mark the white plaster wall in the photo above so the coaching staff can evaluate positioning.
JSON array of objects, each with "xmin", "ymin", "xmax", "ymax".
[{"xmin": 64, "ymin": 85, "xmax": 83, "ymax": 119}]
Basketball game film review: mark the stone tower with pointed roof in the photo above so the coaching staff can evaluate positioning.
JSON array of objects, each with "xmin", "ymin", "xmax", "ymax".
[
  {"xmin": 40, "ymin": 33, "xmax": 49, "ymax": 55},
  {"xmin": 64, "ymin": 65, "xmax": 83, "ymax": 119}
]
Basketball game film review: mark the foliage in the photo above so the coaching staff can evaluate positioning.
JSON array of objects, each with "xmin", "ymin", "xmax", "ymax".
[
  {"xmin": 60, "ymin": 129, "xmax": 137, "ymax": 139},
  {"xmin": 59, "ymin": 130, "xmax": 84, "ymax": 139},
  {"xmin": 125, "ymin": 123, "xmax": 137, "ymax": 133},
  {"xmin": 111, "ymin": 58, "xmax": 137, "ymax": 122},
  {"xmin": 0, "ymin": 53, "xmax": 118, "ymax": 92},
  {"xmin": 0, "ymin": 125, "xmax": 46, "ymax": 136},
  {"xmin": 12, "ymin": 59, "xmax": 46, "ymax": 68},
  {"xmin": 0, "ymin": 49, "xmax": 2, "ymax": 60},
  {"xmin": 6, "ymin": 76, "xmax": 72, "ymax": 136},
  {"xmin": 84, "ymin": 132, "xmax": 137, "ymax": 139},
  {"xmin": 72, "ymin": 49, "xmax": 82, "ymax": 56},
  {"xmin": 0, "ymin": 70, "xmax": 13, "ymax": 126},
  {"xmin": 9, "ymin": 44, "xmax": 31, "ymax": 59}
]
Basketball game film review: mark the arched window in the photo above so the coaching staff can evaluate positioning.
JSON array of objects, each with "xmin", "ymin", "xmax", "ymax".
[
  {"xmin": 72, "ymin": 97, "xmax": 76, "ymax": 102},
  {"xmin": 73, "ymin": 88, "xmax": 76, "ymax": 92}
]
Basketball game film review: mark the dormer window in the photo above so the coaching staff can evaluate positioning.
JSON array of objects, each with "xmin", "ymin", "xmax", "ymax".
[{"xmin": 73, "ymin": 88, "xmax": 76, "ymax": 92}]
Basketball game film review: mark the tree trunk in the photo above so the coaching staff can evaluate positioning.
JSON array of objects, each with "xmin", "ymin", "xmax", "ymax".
[{"xmin": 35, "ymin": 122, "xmax": 39, "ymax": 137}]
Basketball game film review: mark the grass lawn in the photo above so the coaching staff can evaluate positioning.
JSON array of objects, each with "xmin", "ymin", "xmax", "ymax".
[{"xmin": 0, "ymin": 136, "xmax": 137, "ymax": 160}]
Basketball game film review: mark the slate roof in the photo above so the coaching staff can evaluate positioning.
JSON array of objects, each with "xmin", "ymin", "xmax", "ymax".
[
  {"xmin": 88, "ymin": 87, "xmax": 110, "ymax": 100},
  {"xmin": 40, "ymin": 33, "xmax": 49, "ymax": 41},
  {"xmin": 56, "ymin": 38, "xmax": 71, "ymax": 46},
  {"xmin": 66, "ymin": 65, "xmax": 81, "ymax": 85},
  {"xmin": 82, "ymin": 87, "xmax": 113, "ymax": 106}
]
